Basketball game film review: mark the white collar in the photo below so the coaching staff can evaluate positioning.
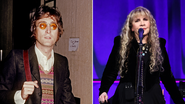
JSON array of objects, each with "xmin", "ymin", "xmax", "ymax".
[{"xmin": 34, "ymin": 45, "xmax": 54, "ymax": 72}]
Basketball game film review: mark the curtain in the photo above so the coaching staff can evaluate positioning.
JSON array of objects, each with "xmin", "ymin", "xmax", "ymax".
[{"xmin": 93, "ymin": 0, "xmax": 185, "ymax": 103}]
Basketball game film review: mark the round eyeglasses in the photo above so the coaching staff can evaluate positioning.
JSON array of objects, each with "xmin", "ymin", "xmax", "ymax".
[{"xmin": 37, "ymin": 22, "xmax": 58, "ymax": 30}]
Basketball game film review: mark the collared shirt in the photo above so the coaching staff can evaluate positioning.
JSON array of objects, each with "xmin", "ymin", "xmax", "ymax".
[{"xmin": 35, "ymin": 45, "xmax": 54, "ymax": 72}]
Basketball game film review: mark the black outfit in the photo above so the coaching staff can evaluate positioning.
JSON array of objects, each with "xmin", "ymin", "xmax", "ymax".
[
  {"xmin": 99, "ymin": 36, "xmax": 185, "ymax": 104},
  {"xmin": 0, "ymin": 46, "xmax": 76, "ymax": 104}
]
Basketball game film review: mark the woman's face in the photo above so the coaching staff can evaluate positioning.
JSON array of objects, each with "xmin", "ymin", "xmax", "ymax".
[{"xmin": 131, "ymin": 15, "xmax": 150, "ymax": 36}]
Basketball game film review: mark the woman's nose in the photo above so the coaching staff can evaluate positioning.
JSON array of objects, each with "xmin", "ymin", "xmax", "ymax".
[{"xmin": 140, "ymin": 20, "xmax": 145, "ymax": 26}]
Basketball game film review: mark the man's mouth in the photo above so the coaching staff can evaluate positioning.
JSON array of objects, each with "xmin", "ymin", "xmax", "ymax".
[{"xmin": 45, "ymin": 37, "xmax": 51, "ymax": 39}]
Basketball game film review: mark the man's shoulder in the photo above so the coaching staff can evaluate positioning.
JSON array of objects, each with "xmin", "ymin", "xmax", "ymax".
[
  {"xmin": 8, "ymin": 49, "xmax": 23, "ymax": 57},
  {"xmin": 54, "ymin": 52, "xmax": 68, "ymax": 61},
  {"xmin": 54, "ymin": 53, "xmax": 69, "ymax": 69}
]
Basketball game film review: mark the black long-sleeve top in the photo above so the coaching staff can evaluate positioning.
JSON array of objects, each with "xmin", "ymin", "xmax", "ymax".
[{"xmin": 99, "ymin": 36, "xmax": 185, "ymax": 104}]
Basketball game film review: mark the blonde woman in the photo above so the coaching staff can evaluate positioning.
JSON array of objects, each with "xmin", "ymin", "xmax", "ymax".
[{"xmin": 98, "ymin": 6, "xmax": 184, "ymax": 104}]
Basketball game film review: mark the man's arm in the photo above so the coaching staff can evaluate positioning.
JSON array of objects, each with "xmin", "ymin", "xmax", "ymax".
[
  {"xmin": 0, "ymin": 50, "xmax": 18, "ymax": 104},
  {"xmin": 14, "ymin": 90, "xmax": 25, "ymax": 104},
  {"xmin": 63, "ymin": 60, "xmax": 76, "ymax": 104},
  {"xmin": 0, "ymin": 50, "xmax": 39, "ymax": 104}
]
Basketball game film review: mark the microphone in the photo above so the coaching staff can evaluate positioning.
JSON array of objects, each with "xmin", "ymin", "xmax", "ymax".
[
  {"xmin": 136, "ymin": 28, "xmax": 144, "ymax": 104},
  {"xmin": 138, "ymin": 28, "xmax": 144, "ymax": 44}
]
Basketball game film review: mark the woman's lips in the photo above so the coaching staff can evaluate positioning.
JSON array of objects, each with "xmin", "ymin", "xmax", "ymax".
[{"xmin": 142, "ymin": 28, "xmax": 147, "ymax": 30}]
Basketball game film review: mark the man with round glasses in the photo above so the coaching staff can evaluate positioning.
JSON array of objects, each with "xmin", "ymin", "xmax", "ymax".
[{"xmin": 0, "ymin": 5, "xmax": 76, "ymax": 104}]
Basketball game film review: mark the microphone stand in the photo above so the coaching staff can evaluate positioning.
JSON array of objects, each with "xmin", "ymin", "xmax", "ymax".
[{"xmin": 135, "ymin": 39, "xmax": 144, "ymax": 104}]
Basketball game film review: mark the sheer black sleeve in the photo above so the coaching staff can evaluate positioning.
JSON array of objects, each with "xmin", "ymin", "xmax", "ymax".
[
  {"xmin": 160, "ymin": 38, "xmax": 185, "ymax": 104},
  {"xmin": 99, "ymin": 36, "xmax": 121, "ymax": 95}
]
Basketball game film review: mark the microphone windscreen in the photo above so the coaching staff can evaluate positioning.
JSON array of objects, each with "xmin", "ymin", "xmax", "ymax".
[
  {"xmin": 138, "ymin": 28, "xmax": 144, "ymax": 44},
  {"xmin": 138, "ymin": 28, "xmax": 144, "ymax": 39}
]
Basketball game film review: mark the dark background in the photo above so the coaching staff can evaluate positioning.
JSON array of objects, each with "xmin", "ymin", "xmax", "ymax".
[{"xmin": 0, "ymin": 0, "xmax": 40, "ymax": 60}]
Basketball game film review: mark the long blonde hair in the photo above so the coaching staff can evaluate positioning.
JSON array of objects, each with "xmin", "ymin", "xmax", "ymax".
[{"xmin": 119, "ymin": 6, "xmax": 163, "ymax": 77}]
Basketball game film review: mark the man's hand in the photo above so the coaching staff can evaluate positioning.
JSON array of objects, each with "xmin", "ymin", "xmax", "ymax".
[{"xmin": 21, "ymin": 81, "xmax": 39, "ymax": 100}]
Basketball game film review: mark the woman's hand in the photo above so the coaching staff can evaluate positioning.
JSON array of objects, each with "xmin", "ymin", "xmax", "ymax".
[{"xmin": 99, "ymin": 92, "xmax": 108, "ymax": 104}]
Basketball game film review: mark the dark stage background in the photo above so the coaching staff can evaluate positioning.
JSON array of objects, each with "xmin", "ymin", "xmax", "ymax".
[{"xmin": 93, "ymin": 0, "xmax": 185, "ymax": 104}]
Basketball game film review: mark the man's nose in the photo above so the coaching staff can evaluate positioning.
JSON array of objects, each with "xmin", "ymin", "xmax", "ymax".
[{"xmin": 46, "ymin": 25, "xmax": 51, "ymax": 33}]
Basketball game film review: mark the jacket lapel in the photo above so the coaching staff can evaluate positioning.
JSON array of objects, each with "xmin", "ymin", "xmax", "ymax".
[
  {"xmin": 54, "ymin": 53, "xmax": 58, "ymax": 103},
  {"xmin": 28, "ymin": 46, "xmax": 41, "ymax": 84},
  {"xmin": 27, "ymin": 46, "xmax": 42, "ymax": 103}
]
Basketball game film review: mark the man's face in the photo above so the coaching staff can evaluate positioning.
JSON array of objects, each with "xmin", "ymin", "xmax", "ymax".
[{"xmin": 35, "ymin": 16, "xmax": 59, "ymax": 48}]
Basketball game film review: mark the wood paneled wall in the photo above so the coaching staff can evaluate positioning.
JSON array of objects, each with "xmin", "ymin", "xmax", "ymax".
[{"xmin": 54, "ymin": 0, "xmax": 92, "ymax": 104}]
